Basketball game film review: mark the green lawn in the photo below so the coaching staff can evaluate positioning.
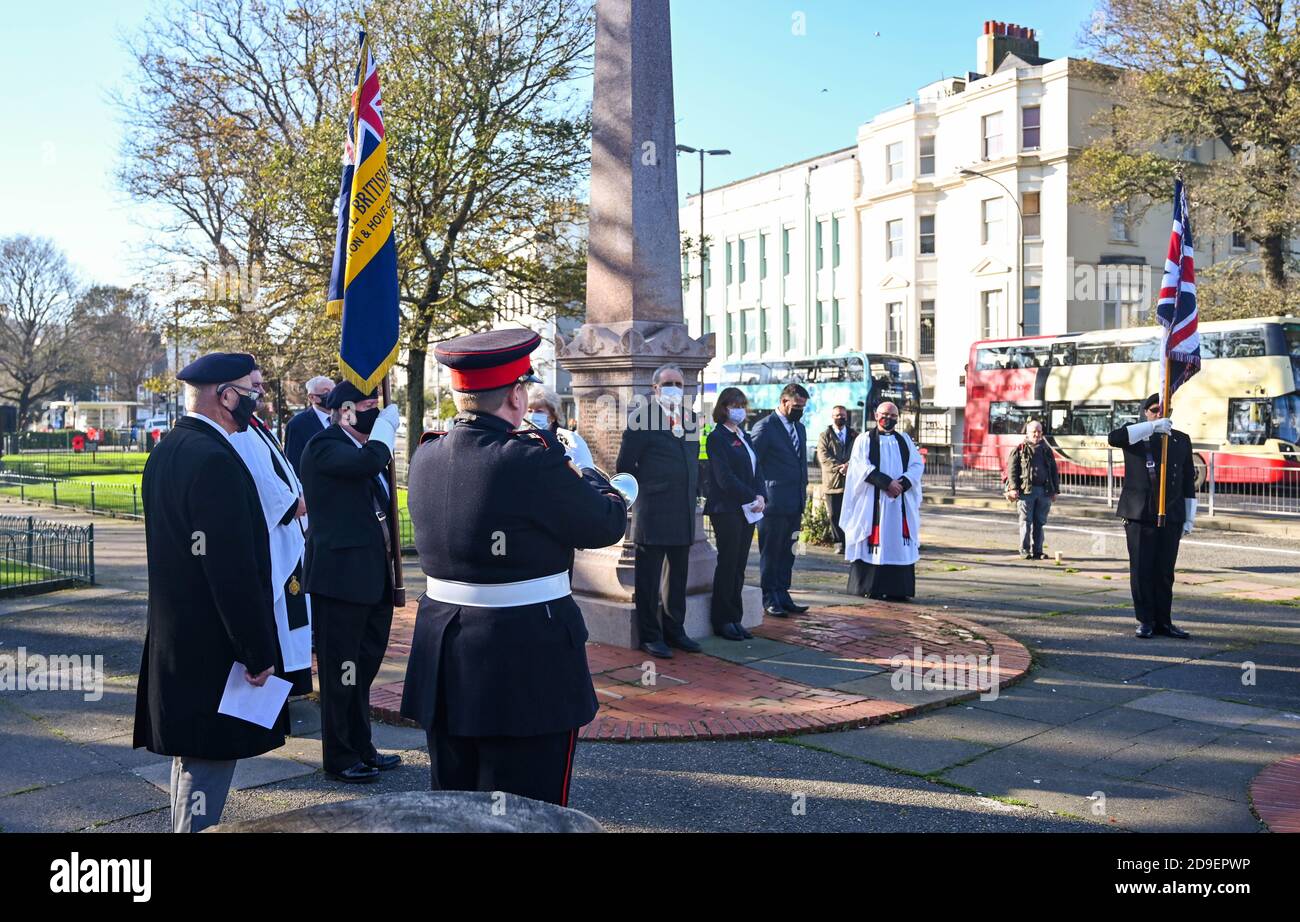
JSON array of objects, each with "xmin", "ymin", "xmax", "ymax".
[
  {"xmin": 1, "ymin": 451, "xmax": 150, "ymax": 477},
  {"xmin": 0, "ymin": 560, "xmax": 60, "ymax": 588}
]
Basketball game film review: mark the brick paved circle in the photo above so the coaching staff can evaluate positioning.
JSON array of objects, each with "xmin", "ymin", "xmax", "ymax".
[
  {"xmin": 367, "ymin": 600, "xmax": 1032, "ymax": 743},
  {"xmin": 1250, "ymin": 754, "xmax": 1300, "ymax": 833}
]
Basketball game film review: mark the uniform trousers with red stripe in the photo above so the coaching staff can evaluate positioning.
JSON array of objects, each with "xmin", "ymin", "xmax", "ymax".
[{"xmin": 426, "ymin": 725, "xmax": 578, "ymax": 807}]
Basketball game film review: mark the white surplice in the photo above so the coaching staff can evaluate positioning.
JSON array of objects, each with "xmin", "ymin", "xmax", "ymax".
[
  {"xmin": 839, "ymin": 429, "xmax": 924, "ymax": 566},
  {"xmin": 230, "ymin": 424, "xmax": 312, "ymax": 673}
]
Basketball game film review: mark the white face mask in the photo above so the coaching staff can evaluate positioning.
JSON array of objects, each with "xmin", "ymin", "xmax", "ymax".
[
  {"xmin": 728, "ymin": 407, "xmax": 747, "ymax": 424},
  {"xmin": 528, "ymin": 411, "xmax": 551, "ymax": 430},
  {"xmin": 658, "ymin": 385, "xmax": 684, "ymax": 406}
]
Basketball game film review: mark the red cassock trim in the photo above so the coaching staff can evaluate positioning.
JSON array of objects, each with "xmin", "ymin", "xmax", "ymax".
[{"xmin": 448, "ymin": 355, "xmax": 532, "ymax": 391}]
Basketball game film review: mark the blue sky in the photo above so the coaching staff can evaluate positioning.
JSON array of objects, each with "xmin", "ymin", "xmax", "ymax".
[{"xmin": 4, "ymin": 0, "xmax": 1097, "ymax": 288}]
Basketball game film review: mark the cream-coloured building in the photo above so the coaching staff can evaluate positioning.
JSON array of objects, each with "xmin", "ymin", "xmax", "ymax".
[{"xmin": 682, "ymin": 21, "xmax": 1245, "ymax": 432}]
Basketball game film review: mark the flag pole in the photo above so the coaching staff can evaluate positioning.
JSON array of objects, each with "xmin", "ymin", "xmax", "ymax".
[
  {"xmin": 382, "ymin": 373, "xmax": 406, "ymax": 606},
  {"xmin": 1157, "ymin": 355, "xmax": 1171, "ymax": 527}
]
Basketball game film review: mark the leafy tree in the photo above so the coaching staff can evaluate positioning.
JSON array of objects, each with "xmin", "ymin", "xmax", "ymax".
[
  {"xmin": 69, "ymin": 286, "xmax": 167, "ymax": 401},
  {"xmin": 0, "ymin": 236, "xmax": 81, "ymax": 427},
  {"xmin": 1072, "ymin": 0, "xmax": 1300, "ymax": 313}
]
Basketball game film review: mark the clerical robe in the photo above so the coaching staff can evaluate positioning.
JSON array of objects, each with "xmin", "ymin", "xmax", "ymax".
[{"xmin": 840, "ymin": 428, "xmax": 924, "ymax": 599}]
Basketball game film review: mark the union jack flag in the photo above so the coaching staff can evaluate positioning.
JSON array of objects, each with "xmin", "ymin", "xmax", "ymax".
[{"xmin": 1156, "ymin": 179, "xmax": 1201, "ymax": 400}]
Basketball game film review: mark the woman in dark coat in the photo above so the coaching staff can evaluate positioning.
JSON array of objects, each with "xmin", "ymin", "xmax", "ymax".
[{"xmin": 705, "ymin": 387, "xmax": 766, "ymax": 640}]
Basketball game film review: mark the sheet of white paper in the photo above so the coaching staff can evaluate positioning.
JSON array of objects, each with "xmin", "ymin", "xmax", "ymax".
[
  {"xmin": 217, "ymin": 662, "xmax": 292, "ymax": 729},
  {"xmin": 743, "ymin": 502, "xmax": 764, "ymax": 524}
]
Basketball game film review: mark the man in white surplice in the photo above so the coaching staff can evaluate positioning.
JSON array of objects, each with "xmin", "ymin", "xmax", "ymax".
[
  {"xmin": 229, "ymin": 365, "xmax": 314, "ymax": 695},
  {"xmin": 839, "ymin": 401, "xmax": 924, "ymax": 601}
]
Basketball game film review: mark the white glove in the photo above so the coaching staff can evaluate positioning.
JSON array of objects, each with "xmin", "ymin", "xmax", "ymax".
[
  {"xmin": 1183, "ymin": 497, "xmax": 1197, "ymax": 535},
  {"xmin": 1126, "ymin": 418, "xmax": 1172, "ymax": 443},
  {"xmin": 369, "ymin": 405, "xmax": 400, "ymax": 456},
  {"xmin": 557, "ymin": 429, "xmax": 595, "ymax": 471}
]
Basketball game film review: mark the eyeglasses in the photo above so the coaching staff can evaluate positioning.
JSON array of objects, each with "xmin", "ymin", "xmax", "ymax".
[{"xmin": 877, "ymin": 414, "xmax": 899, "ymax": 420}]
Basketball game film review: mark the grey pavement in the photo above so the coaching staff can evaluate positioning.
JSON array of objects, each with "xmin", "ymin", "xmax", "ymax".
[{"xmin": 0, "ymin": 499, "xmax": 1296, "ymax": 832}]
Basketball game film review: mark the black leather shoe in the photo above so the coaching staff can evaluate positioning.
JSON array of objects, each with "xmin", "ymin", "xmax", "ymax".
[
  {"xmin": 737, "ymin": 623, "xmax": 754, "ymax": 639},
  {"xmin": 665, "ymin": 633, "xmax": 702, "ymax": 653},
  {"xmin": 782, "ymin": 598, "xmax": 810, "ymax": 614},
  {"xmin": 1135, "ymin": 624, "xmax": 1154, "ymax": 639},
  {"xmin": 716, "ymin": 622, "xmax": 745, "ymax": 641},
  {"xmin": 365, "ymin": 753, "xmax": 402, "ymax": 771},
  {"xmin": 640, "ymin": 640, "xmax": 673, "ymax": 659},
  {"xmin": 1157, "ymin": 624, "xmax": 1191, "ymax": 639},
  {"xmin": 328, "ymin": 762, "xmax": 380, "ymax": 783},
  {"xmin": 764, "ymin": 603, "xmax": 789, "ymax": 618}
]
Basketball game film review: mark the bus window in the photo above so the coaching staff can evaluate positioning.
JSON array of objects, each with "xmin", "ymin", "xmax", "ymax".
[
  {"xmin": 1075, "ymin": 343, "xmax": 1109, "ymax": 365},
  {"xmin": 1272, "ymin": 394, "xmax": 1300, "ymax": 444},
  {"xmin": 1221, "ymin": 329, "xmax": 1266, "ymax": 358},
  {"xmin": 1050, "ymin": 342, "xmax": 1075, "ymax": 367},
  {"xmin": 989, "ymin": 402, "xmax": 1043, "ymax": 435},
  {"xmin": 1113, "ymin": 400, "xmax": 1142, "ymax": 428},
  {"xmin": 1228, "ymin": 398, "xmax": 1271, "ymax": 445},
  {"xmin": 1283, "ymin": 323, "xmax": 1300, "ymax": 356},
  {"xmin": 767, "ymin": 361, "xmax": 793, "ymax": 383},
  {"xmin": 976, "ymin": 346, "xmax": 1010, "ymax": 370},
  {"xmin": 1129, "ymin": 339, "xmax": 1160, "ymax": 363},
  {"xmin": 1069, "ymin": 405, "xmax": 1111, "ymax": 437},
  {"xmin": 1198, "ymin": 332, "xmax": 1221, "ymax": 359},
  {"xmin": 1047, "ymin": 403, "xmax": 1071, "ymax": 435}
]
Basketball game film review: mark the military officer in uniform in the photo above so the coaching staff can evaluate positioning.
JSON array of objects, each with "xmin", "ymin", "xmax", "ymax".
[
  {"xmin": 299, "ymin": 380, "xmax": 401, "ymax": 783},
  {"xmin": 133, "ymin": 352, "xmax": 287, "ymax": 832},
  {"xmin": 400, "ymin": 329, "xmax": 629, "ymax": 806},
  {"xmin": 1108, "ymin": 393, "xmax": 1197, "ymax": 639}
]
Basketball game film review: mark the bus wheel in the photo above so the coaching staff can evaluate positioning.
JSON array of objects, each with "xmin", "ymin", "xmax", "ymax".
[{"xmin": 1192, "ymin": 453, "xmax": 1208, "ymax": 492}]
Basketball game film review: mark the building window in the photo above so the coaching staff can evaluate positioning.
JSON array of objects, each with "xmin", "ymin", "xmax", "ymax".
[
  {"xmin": 1111, "ymin": 204, "xmax": 1132, "ymax": 242},
  {"xmin": 726, "ymin": 311, "xmax": 735, "ymax": 356},
  {"xmin": 1021, "ymin": 105, "xmax": 1040, "ymax": 150},
  {"xmin": 782, "ymin": 228, "xmax": 791, "ymax": 276},
  {"xmin": 1023, "ymin": 191, "xmax": 1041, "ymax": 239},
  {"xmin": 761, "ymin": 305, "xmax": 772, "ymax": 352},
  {"xmin": 725, "ymin": 241, "xmax": 733, "ymax": 284},
  {"xmin": 982, "ymin": 112, "xmax": 1003, "ymax": 160},
  {"xmin": 738, "ymin": 238, "xmax": 747, "ymax": 284},
  {"xmin": 703, "ymin": 310, "xmax": 712, "ymax": 335},
  {"xmin": 759, "ymin": 233, "xmax": 768, "ymax": 279},
  {"xmin": 742, "ymin": 309, "xmax": 758, "ymax": 354},
  {"xmin": 815, "ymin": 301, "xmax": 825, "ymax": 351},
  {"xmin": 833, "ymin": 298, "xmax": 843, "ymax": 349},
  {"xmin": 919, "ymin": 135, "xmax": 935, "ymax": 176},
  {"xmin": 1102, "ymin": 272, "xmax": 1141, "ymax": 328},
  {"xmin": 886, "ymin": 219, "xmax": 903, "ymax": 260},
  {"xmin": 1023, "ymin": 286, "xmax": 1040, "ymax": 336},
  {"xmin": 1231, "ymin": 230, "xmax": 1247, "ymax": 251},
  {"xmin": 981, "ymin": 198, "xmax": 1003, "ymax": 245},
  {"xmin": 886, "ymin": 141, "xmax": 903, "ymax": 182},
  {"xmin": 783, "ymin": 304, "xmax": 794, "ymax": 352},
  {"xmin": 681, "ymin": 251, "xmax": 690, "ymax": 292},
  {"xmin": 919, "ymin": 214, "xmax": 936, "ymax": 255},
  {"xmin": 815, "ymin": 221, "xmax": 824, "ymax": 270},
  {"xmin": 981, "ymin": 289, "xmax": 1004, "ymax": 339},
  {"xmin": 832, "ymin": 217, "xmax": 841, "ymax": 268},
  {"xmin": 919, "ymin": 299, "xmax": 935, "ymax": 359},
  {"xmin": 704, "ymin": 246, "xmax": 712, "ymax": 288},
  {"xmin": 886, "ymin": 301, "xmax": 904, "ymax": 354}
]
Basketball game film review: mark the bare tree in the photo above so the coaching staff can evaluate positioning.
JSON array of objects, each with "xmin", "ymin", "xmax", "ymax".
[
  {"xmin": 0, "ymin": 237, "xmax": 81, "ymax": 427},
  {"xmin": 68, "ymin": 286, "xmax": 167, "ymax": 401}
]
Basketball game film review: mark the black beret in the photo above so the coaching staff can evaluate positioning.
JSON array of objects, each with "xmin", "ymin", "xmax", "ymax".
[
  {"xmin": 177, "ymin": 352, "xmax": 257, "ymax": 384},
  {"xmin": 323, "ymin": 380, "xmax": 378, "ymax": 409},
  {"xmin": 1142, "ymin": 393, "xmax": 1162, "ymax": 412},
  {"xmin": 434, "ymin": 328, "xmax": 542, "ymax": 392}
]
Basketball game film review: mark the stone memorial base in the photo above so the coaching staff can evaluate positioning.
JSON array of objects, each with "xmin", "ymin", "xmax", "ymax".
[
  {"xmin": 207, "ymin": 790, "xmax": 603, "ymax": 833},
  {"xmin": 576, "ymin": 585, "xmax": 764, "ymax": 648}
]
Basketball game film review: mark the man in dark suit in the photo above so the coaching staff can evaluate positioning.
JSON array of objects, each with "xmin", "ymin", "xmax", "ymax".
[
  {"xmin": 750, "ymin": 383, "xmax": 811, "ymax": 617},
  {"xmin": 299, "ymin": 380, "xmax": 401, "ymax": 783},
  {"xmin": 283, "ymin": 375, "xmax": 334, "ymax": 476},
  {"xmin": 615, "ymin": 364, "xmax": 702, "ymax": 658},
  {"xmin": 134, "ymin": 352, "xmax": 286, "ymax": 832},
  {"xmin": 816, "ymin": 405, "xmax": 858, "ymax": 555},
  {"xmin": 1107, "ymin": 393, "xmax": 1197, "ymax": 639},
  {"xmin": 400, "ymin": 329, "xmax": 629, "ymax": 806}
]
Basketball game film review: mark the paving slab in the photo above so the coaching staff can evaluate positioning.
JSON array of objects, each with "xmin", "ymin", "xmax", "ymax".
[
  {"xmin": 1124, "ymin": 689, "xmax": 1291, "ymax": 731},
  {"xmin": 970, "ymin": 685, "xmax": 1110, "ymax": 724},
  {"xmin": 806, "ymin": 722, "xmax": 993, "ymax": 775},
  {"xmin": 0, "ymin": 707, "xmax": 120, "ymax": 795},
  {"xmin": 1083, "ymin": 721, "xmax": 1226, "ymax": 779},
  {"xmin": 1010, "ymin": 707, "xmax": 1179, "ymax": 770},
  {"xmin": 133, "ymin": 751, "xmax": 317, "ymax": 794},
  {"xmin": 2, "ymin": 679, "xmax": 139, "ymax": 743},
  {"xmin": 830, "ymin": 671, "xmax": 970, "ymax": 705},
  {"xmin": 1134, "ymin": 647, "xmax": 1300, "ymax": 711},
  {"xmin": 747, "ymin": 647, "xmax": 884, "ymax": 686},
  {"xmin": 0, "ymin": 771, "xmax": 165, "ymax": 832},
  {"xmin": 691, "ymin": 634, "xmax": 805, "ymax": 664},
  {"xmin": 895, "ymin": 704, "xmax": 1056, "ymax": 747},
  {"xmin": 1023, "ymin": 668, "xmax": 1154, "ymax": 705},
  {"xmin": 1139, "ymin": 729, "xmax": 1289, "ymax": 803}
]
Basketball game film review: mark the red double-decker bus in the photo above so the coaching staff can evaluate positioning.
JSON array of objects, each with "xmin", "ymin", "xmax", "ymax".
[{"xmin": 963, "ymin": 317, "xmax": 1300, "ymax": 487}]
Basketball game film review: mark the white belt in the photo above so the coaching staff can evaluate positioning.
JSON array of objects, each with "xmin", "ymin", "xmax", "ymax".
[{"xmin": 425, "ymin": 572, "xmax": 570, "ymax": 608}]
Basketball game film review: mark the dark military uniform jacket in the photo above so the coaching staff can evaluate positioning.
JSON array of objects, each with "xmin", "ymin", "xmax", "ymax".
[
  {"xmin": 133, "ymin": 416, "xmax": 287, "ymax": 760},
  {"xmin": 399, "ymin": 412, "xmax": 628, "ymax": 737},
  {"xmin": 1107, "ymin": 424, "xmax": 1197, "ymax": 525},
  {"xmin": 615, "ymin": 399, "xmax": 699, "ymax": 546}
]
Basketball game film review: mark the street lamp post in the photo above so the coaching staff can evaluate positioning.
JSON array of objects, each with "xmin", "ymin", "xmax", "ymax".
[
  {"xmin": 961, "ymin": 166, "xmax": 1024, "ymax": 337},
  {"xmin": 676, "ymin": 144, "xmax": 731, "ymax": 337}
]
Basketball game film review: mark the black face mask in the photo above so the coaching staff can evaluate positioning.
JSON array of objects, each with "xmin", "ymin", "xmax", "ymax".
[
  {"xmin": 833, "ymin": 418, "xmax": 847, "ymax": 429},
  {"xmin": 352, "ymin": 407, "xmax": 380, "ymax": 434},
  {"xmin": 225, "ymin": 391, "xmax": 257, "ymax": 433},
  {"xmin": 878, "ymin": 416, "xmax": 897, "ymax": 432},
  {"xmin": 786, "ymin": 406, "xmax": 804, "ymax": 423}
]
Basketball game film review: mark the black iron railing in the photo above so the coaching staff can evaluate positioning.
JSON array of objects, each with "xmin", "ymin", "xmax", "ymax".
[{"xmin": 0, "ymin": 514, "xmax": 95, "ymax": 596}]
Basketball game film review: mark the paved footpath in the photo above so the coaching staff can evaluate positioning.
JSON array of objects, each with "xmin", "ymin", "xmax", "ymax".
[{"xmin": 1, "ymin": 498, "xmax": 1296, "ymax": 832}]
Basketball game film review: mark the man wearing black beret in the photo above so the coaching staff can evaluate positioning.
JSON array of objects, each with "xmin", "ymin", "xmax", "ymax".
[
  {"xmin": 1108, "ymin": 393, "xmax": 1197, "ymax": 639},
  {"xmin": 299, "ymin": 380, "xmax": 402, "ymax": 783},
  {"xmin": 133, "ymin": 352, "xmax": 288, "ymax": 832}
]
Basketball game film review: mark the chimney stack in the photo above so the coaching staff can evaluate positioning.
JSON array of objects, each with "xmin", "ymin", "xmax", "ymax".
[{"xmin": 977, "ymin": 19, "xmax": 1039, "ymax": 76}]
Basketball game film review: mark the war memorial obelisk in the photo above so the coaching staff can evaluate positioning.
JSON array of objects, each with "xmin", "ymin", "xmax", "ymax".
[{"xmin": 558, "ymin": 0, "xmax": 762, "ymax": 647}]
